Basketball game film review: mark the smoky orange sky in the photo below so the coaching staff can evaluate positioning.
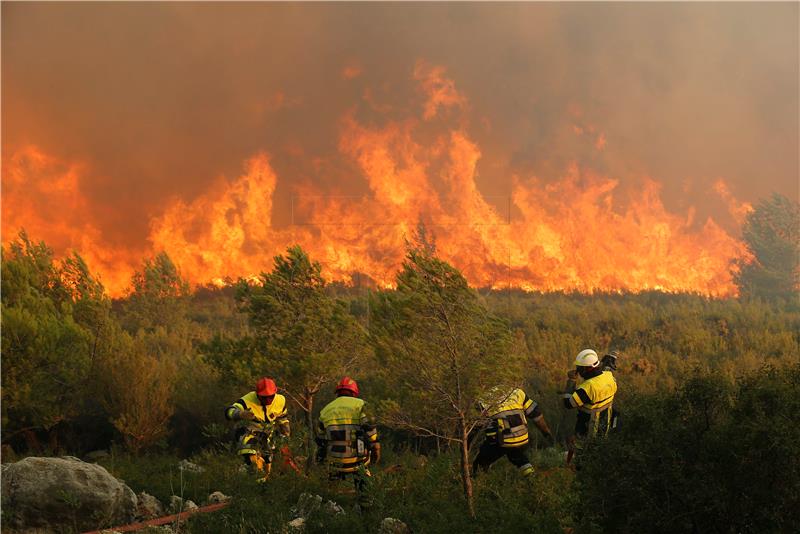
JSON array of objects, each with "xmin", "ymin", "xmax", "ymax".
[{"xmin": 2, "ymin": 2, "xmax": 798, "ymax": 296}]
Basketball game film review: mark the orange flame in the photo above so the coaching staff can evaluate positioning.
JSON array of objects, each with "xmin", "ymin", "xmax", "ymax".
[
  {"xmin": 3, "ymin": 62, "xmax": 751, "ymax": 297},
  {"xmin": 413, "ymin": 60, "xmax": 468, "ymax": 120},
  {"xmin": 1, "ymin": 146, "xmax": 138, "ymax": 294},
  {"xmin": 713, "ymin": 179, "xmax": 754, "ymax": 225}
]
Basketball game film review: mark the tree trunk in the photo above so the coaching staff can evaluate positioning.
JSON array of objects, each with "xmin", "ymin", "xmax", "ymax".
[
  {"xmin": 47, "ymin": 426, "xmax": 60, "ymax": 455},
  {"xmin": 458, "ymin": 419, "xmax": 476, "ymax": 519},
  {"xmin": 22, "ymin": 429, "xmax": 41, "ymax": 453},
  {"xmin": 304, "ymin": 393, "xmax": 315, "ymax": 473}
]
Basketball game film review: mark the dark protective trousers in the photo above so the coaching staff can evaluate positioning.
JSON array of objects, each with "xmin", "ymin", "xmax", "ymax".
[
  {"xmin": 330, "ymin": 464, "xmax": 373, "ymax": 508},
  {"xmin": 473, "ymin": 440, "xmax": 534, "ymax": 476}
]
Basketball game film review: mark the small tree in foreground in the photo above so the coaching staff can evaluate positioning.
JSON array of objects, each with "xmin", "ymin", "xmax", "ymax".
[
  {"xmin": 1, "ymin": 232, "xmax": 102, "ymax": 449},
  {"xmin": 371, "ymin": 237, "xmax": 525, "ymax": 517},
  {"xmin": 95, "ymin": 328, "xmax": 178, "ymax": 454},
  {"xmin": 235, "ymin": 246, "xmax": 368, "ymax": 468}
]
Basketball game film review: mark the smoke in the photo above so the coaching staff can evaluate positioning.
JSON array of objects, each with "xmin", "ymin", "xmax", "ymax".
[{"xmin": 2, "ymin": 2, "xmax": 797, "ymax": 293}]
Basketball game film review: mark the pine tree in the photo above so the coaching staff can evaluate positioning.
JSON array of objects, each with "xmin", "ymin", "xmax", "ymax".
[
  {"xmin": 371, "ymin": 234, "xmax": 524, "ymax": 517},
  {"xmin": 235, "ymin": 246, "xmax": 368, "ymax": 468}
]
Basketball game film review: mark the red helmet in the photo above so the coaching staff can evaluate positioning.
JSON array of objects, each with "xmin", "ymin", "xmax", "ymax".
[
  {"xmin": 335, "ymin": 376, "xmax": 359, "ymax": 397},
  {"xmin": 256, "ymin": 377, "xmax": 277, "ymax": 397}
]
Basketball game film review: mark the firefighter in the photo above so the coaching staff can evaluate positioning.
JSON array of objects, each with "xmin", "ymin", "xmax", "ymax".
[
  {"xmin": 562, "ymin": 349, "xmax": 618, "ymax": 445},
  {"xmin": 473, "ymin": 386, "xmax": 553, "ymax": 477},
  {"xmin": 316, "ymin": 377, "xmax": 379, "ymax": 509},
  {"xmin": 225, "ymin": 377, "xmax": 290, "ymax": 481}
]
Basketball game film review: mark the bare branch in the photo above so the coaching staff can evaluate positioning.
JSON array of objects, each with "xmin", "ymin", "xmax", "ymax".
[
  {"xmin": 281, "ymin": 387, "xmax": 306, "ymax": 412},
  {"xmin": 381, "ymin": 413, "xmax": 463, "ymax": 443}
]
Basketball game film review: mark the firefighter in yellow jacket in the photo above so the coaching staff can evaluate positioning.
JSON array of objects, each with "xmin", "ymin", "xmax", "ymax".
[
  {"xmin": 225, "ymin": 377, "xmax": 290, "ymax": 480},
  {"xmin": 316, "ymin": 377, "xmax": 379, "ymax": 508},
  {"xmin": 473, "ymin": 386, "xmax": 553, "ymax": 477},
  {"xmin": 562, "ymin": 349, "xmax": 618, "ymax": 442}
]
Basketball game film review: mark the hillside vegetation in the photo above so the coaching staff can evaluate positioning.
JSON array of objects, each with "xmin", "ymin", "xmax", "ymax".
[{"xmin": 2, "ymin": 194, "xmax": 799, "ymax": 532}]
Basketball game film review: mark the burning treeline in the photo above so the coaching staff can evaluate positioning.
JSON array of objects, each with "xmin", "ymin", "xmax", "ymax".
[{"xmin": 2, "ymin": 62, "xmax": 751, "ymax": 297}]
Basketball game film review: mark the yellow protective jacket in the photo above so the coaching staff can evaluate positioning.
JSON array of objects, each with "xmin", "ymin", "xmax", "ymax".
[
  {"xmin": 317, "ymin": 396, "xmax": 378, "ymax": 473},
  {"xmin": 226, "ymin": 391, "xmax": 289, "ymax": 427},
  {"xmin": 483, "ymin": 388, "xmax": 540, "ymax": 448},
  {"xmin": 567, "ymin": 371, "xmax": 617, "ymax": 437}
]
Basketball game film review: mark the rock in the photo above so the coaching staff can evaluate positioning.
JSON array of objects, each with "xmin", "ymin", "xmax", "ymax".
[
  {"xmin": 1, "ymin": 456, "xmax": 136, "ymax": 532},
  {"xmin": 286, "ymin": 517, "xmax": 306, "ymax": 533},
  {"xmin": 291, "ymin": 492, "xmax": 323, "ymax": 519},
  {"xmin": 206, "ymin": 491, "xmax": 230, "ymax": 504},
  {"xmin": 168, "ymin": 495, "xmax": 198, "ymax": 514},
  {"xmin": 380, "ymin": 517, "xmax": 411, "ymax": 534},
  {"xmin": 286, "ymin": 493, "xmax": 342, "ymax": 532},
  {"xmin": 290, "ymin": 492, "xmax": 344, "ymax": 518},
  {"xmin": 84, "ymin": 449, "xmax": 110, "ymax": 462},
  {"xmin": 322, "ymin": 499, "xmax": 344, "ymax": 515},
  {"xmin": 177, "ymin": 459, "xmax": 204, "ymax": 473},
  {"xmin": 168, "ymin": 495, "xmax": 182, "ymax": 512},
  {"xmin": 136, "ymin": 491, "xmax": 165, "ymax": 520}
]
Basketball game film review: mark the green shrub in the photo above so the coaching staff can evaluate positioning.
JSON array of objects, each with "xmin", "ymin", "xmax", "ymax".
[{"xmin": 577, "ymin": 365, "xmax": 800, "ymax": 533}]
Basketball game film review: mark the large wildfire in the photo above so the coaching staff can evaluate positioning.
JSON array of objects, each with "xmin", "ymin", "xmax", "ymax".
[{"xmin": 2, "ymin": 61, "xmax": 752, "ymax": 297}]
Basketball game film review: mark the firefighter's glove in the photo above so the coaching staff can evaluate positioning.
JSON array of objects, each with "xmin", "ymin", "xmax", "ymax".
[
  {"xmin": 566, "ymin": 370, "xmax": 578, "ymax": 380},
  {"xmin": 239, "ymin": 410, "xmax": 255, "ymax": 421},
  {"xmin": 370, "ymin": 443, "xmax": 381, "ymax": 465}
]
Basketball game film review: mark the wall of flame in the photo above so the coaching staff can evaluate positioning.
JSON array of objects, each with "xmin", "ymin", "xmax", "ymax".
[{"xmin": 2, "ymin": 61, "xmax": 753, "ymax": 297}]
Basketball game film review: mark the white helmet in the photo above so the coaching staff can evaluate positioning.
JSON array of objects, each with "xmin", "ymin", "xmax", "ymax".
[{"xmin": 575, "ymin": 349, "xmax": 600, "ymax": 368}]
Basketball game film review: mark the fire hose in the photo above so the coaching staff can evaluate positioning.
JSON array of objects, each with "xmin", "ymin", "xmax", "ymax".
[
  {"xmin": 81, "ymin": 501, "xmax": 230, "ymax": 534},
  {"xmin": 280, "ymin": 444, "xmax": 302, "ymax": 474},
  {"xmin": 81, "ymin": 446, "xmax": 300, "ymax": 533}
]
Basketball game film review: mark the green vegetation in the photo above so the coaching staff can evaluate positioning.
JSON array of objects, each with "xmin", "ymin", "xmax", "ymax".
[
  {"xmin": 223, "ymin": 245, "xmax": 369, "ymax": 468},
  {"xmin": 371, "ymin": 237, "xmax": 527, "ymax": 516},
  {"xmin": 578, "ymin": 365, "xmax": 800, "ymax": 533},
  {"xmin": 2, "ymin": 197, "xmax": 799, "ymax": 532},
  {"xmin": 2, "ymin": 233, "xmax": 102, "ymax": 447},
  {"xmin": 100, "ymin": 443, "xmax": 576, "ymax": 533},
  {"xmin": 735, "ymin": 193, "xmax": 800, "ymax": 301}
]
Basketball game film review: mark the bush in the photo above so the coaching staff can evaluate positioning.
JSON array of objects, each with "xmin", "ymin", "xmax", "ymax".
[
  {"xmin": 577, "ymin": 365, "xmax": 800, "ymax": 533},
  {"xmin": 185, "ymin": 447, "xmax": 575, "ymax": 533}
]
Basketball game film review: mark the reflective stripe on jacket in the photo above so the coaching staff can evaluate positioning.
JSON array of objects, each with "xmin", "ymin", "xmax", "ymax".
[
  {"xmin": 484, "ymin": 388, "xmax": 538, "ymax": 448},
  {"xmin": 317, "ymin": 396, "xmax": 377, "ymax": 473}
]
